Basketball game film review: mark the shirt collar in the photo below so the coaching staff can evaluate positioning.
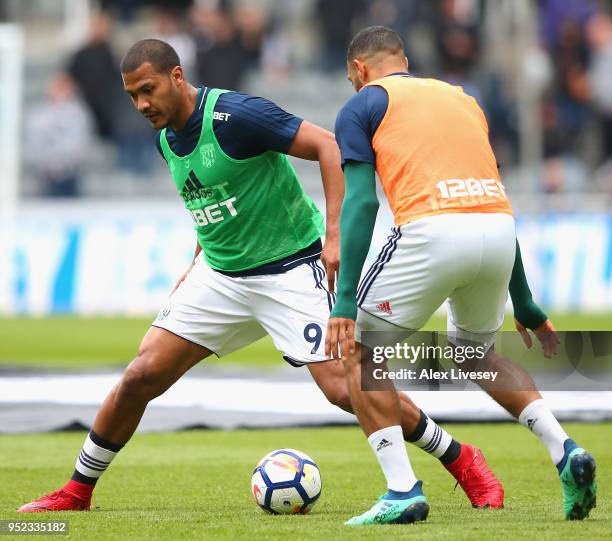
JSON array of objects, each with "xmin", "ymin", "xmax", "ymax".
[{"xmin": 173, "ymin": 87, "xmax": 207, "ymax": 136}]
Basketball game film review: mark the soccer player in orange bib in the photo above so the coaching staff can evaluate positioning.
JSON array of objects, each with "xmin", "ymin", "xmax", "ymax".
[{"xmin": 327, "ymin": 26, "xmax": 596, "ymax": 525}]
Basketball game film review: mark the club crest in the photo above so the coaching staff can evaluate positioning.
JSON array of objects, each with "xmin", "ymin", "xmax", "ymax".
[{"xmin": 200, "ymin": 144, "xmax": 216, "ymax": 168}]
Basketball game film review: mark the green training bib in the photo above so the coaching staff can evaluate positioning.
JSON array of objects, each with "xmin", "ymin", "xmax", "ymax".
[{"xmin": 159, "ymin": 88, "xmax": 325, "ymax": 272}]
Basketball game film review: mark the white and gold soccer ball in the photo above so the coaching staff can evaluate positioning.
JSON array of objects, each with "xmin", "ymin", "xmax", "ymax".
[{"xmin": 251, "ymin": 448, "xmax": 322, "ymax": 514}]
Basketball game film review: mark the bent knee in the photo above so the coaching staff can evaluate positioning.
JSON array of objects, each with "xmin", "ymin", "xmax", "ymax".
[
  {"xmin": 119, "ymin": 352, "xmax": 171, "ymax": 401},
  {"xmin": 321, "ymin": 381, "xmax": 352, "ymax": 413}
]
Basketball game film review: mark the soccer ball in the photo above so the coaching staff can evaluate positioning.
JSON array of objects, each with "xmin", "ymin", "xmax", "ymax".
[{"xmin": 251, "ymin": 448, "xmax": 322, "ymax": 514}]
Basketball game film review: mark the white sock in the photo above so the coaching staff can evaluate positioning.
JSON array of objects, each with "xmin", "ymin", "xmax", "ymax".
[
  {"xmin": 518, "ymin": 399, "xmax": 569, "ymax": 465},
  {"xmin": 74, "ymin": 433, "xmax": 119, "ymax": 479},
  {"xmin": 411, "ymin": 416, "xmax": 454, "ymax": 459},
  {"xmin": 367, "ymin": 425, "xmax": 418, "ymax": 492}
]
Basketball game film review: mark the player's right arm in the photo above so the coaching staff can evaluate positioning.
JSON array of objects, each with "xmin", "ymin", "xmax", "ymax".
[
  {"xmin": 154, "ymin": 135, "xmax": 202, "ymax": 295},
  {"xmin": 325, "ymin": 161, "xmax": 378, "ymax": 359},
  {"xmin": 326, "ymin": 89, "xmax": 384, "ymax": 358},
  {"xmin": 171, "ymin": 239, "xmax": 202, "ymax": 295}
]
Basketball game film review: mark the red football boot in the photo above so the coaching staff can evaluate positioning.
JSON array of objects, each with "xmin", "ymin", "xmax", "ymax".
[
  {"xmin": 444, "ymin": 443, "xmax": 504, "ymax": 508},
  {"xmin": 17, "ymin": 481, "xmax": 92, "ymax": 513}
]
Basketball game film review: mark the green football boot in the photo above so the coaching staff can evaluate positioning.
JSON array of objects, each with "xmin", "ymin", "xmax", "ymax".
[
  {"xmin": 345, "ymin": 481, "xmax": 429, "ymax": 526},
  {"xmin": 557, "ymin": 439, "xmax": 597, "ymax": 520}
]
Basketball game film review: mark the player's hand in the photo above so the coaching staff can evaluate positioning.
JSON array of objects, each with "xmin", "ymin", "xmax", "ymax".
[
  {"xmin": 325, "ymin": 317, "xmax": 356, "ymax": 360},
  {"xmin": 170, "ymin": 260, "xmax": 196, "ymax": 295},
  {"xmin": 321, "ymin": 235, "xmax": 339, "ymax": 293},
  {"xmin": 515, "ymin": 318, "xmax": 560, "ymax": 359}
]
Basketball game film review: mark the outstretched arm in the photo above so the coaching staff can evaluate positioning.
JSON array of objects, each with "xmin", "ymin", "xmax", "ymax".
[
  {"xmin": 171, "ymin": 238, "xmax": 202, "ymax": 295},
  {"xmin": 325, "ymin": 161, "xmax": 379, "ymax": 359},
  {"xmin": 288, "ymin": 121, "xmax": 344, "ymax": 292},
  {"xmin": 326, "ymin": 87, "xmax": 388, "ymax": 357},
  {"xmin": 509, "ymin": 239, "xmax": 559, "ymax": 357}
]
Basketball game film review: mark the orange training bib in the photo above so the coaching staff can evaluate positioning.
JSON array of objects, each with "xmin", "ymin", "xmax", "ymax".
[{"xmin": 367, "ymin": 76, "xmax": 513, "ymax": 225}]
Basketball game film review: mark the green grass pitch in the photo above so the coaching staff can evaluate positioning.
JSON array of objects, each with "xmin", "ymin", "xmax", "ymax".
[{"xmin": 0, "ymin": 424, "xmax": 609, "ymax": 540}]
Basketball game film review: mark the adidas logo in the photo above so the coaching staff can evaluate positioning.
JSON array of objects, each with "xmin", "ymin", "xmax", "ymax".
[
  {"xmin": 181, "ymin": 170, "xmax": 213, "ymax": 202},
  {"xmin": 376, "ymin": 301, "xmax": 392, "ymax": 315},
  {"xmin": 376, "ymin": 438, "xmax": 392, "ymax": 451},
  {"xmin": 527, "ymin": 418, "xmax": 537, "ymax": 431}
]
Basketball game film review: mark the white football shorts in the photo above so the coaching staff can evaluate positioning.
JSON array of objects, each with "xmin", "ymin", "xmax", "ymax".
[
  {"xmin": 356, "ymin": 213, "xmax": 516, "ymax": 349},
  {"xmin": 152, "ymin": 257, "xmax": 333, "ymax": 365}
]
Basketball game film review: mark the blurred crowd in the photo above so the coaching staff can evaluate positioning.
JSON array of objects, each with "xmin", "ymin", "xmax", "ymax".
[
  {"xmin": 23, "ymin": 1, "xmax": 271, "ymax": 197},
  {"xmin": 9, "ymin": 0, "xmax": 612, "ymax": 196},
  {"xmin": 317, "ymin": 0, "xmax": 612, "ymax": 194},
  {"xmin": 538, "ymin": 0, "xmax": 612, "ymax": 192}
]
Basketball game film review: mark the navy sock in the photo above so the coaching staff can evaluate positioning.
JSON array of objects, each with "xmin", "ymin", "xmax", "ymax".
[
  {"xmin": 407, "ymin": 410, "xmax": 461, "ymax": 464},
  {"xmin": 556, "ymin": 438, "xmax": 578, "ymax": 474},
  {"xmin": 384, "ymin": 480, "xmax": 424, "ymax": 500},
  {"xmin": 70, "ymin": 430, "xmax": 124, "ymax": 486}
]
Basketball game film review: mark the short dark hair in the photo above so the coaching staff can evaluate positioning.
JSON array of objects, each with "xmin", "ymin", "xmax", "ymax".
[
  {"xmin": 347, "ymin": 26, "xmax": 404, "ymax": 61},
  {"xmin": 120, "ymin": 39, "xmax": 181, "ymax": 74}
]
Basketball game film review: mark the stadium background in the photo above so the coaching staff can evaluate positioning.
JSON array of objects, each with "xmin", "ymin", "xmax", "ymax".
[
  {"xmin": 0, "ymin": 2, "xmax": 611, "ymax": 539},
  {"xmin": 0, "ymin": 1, "xmax": 611, "ymax": 430}
]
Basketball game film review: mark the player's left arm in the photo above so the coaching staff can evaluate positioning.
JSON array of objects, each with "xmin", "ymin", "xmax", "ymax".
[
  {"xmin": 288, "ymin": 121, "xmax": 344, "ymax": 293},
  {"xmin": 226, "ymin": 94, "xmax": 343, "ymax": 292},
  {"xmin": 509, "ymin": 239, "xmax": 560, "ymax": 357}
]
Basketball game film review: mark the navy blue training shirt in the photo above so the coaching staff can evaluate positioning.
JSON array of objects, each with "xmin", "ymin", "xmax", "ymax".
[
  {"xmin": 335, "ymin": 73, "xmax": 410, "ymax": 167},
  {"xmin": 157, "ymin": 86, "xmax": 322, "ymax": 276},
  {"xmin": 156, "ymin": 86, "xmax": 303, "ymax": 160}
]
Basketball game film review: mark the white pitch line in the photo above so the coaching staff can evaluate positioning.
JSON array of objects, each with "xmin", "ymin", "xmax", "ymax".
[{"xmin": 1, "ymin": 375, "xmax": 611, "ymax": 423}]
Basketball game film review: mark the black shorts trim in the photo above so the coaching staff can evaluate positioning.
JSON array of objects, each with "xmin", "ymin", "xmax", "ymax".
[{"xmin": 282, "ymin": 354, "xmax": 308, "ymax": 368}]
